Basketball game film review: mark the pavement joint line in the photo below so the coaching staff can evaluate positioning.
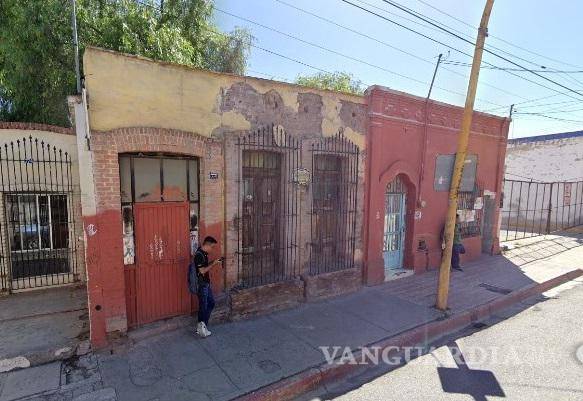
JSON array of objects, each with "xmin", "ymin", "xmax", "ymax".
[
  {"xmin": 0, "ymin": 307, "xmax": 88, "ymax": 324},
  {"xmin": 233, "ymin": 268, "xmax": 583, "ymax": 401}
]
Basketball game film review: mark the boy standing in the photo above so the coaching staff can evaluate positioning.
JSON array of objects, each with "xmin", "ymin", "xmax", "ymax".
[{"xmin": 192, "ymin": 236, "xmax": 222, "ymax": 337}]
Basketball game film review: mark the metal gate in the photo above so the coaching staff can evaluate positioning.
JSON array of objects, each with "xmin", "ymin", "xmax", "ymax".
[
  {"xmin": 383, "ymin": 175, "xmax": 406, "ymax": 272},
  {"xmin": 236, "ymin": 125, "xmax": 300, "ymax": 288},
  {"xmin": 0, "ymin": 136, "xmax": 79, "ymax": 292},
  {"xmin": 501, "ymin": 179, "xmax": 583, "ymax": 241},
  {"xmin": 309, "ymin": 132, "xmax": 359, "ymax": 274},
  {"xmin": 125, "ymin": 202, "xmax": 191, "ymax": 328}
]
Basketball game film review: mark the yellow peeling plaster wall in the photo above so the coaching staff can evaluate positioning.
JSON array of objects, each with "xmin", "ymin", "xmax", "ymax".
[{"xmin": 83, "ymin": 47, "xmax": 366, "ymax": 146}]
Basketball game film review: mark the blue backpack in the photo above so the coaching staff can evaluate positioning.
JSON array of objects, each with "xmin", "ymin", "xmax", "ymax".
[{"xmin": 187, "ymin": 262, "xmax": 198, "ymax": 294}]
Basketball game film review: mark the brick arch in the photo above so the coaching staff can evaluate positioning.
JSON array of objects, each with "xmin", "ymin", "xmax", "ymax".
[
  {"xmin": 86, "ymin": 127, "xmax": 225, "ymax": 345},
  {"xmin": 91, "ymin": 127, "xmax": 222, "ymax": 212}
]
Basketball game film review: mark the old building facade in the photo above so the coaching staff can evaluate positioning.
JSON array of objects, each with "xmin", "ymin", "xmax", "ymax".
[
  {"xmin": 364, "ymin": 87, "xmax": 509, "ymax": 285},
  {"xmin": 1, "ymin": 48, "xmax": 509, "ymax": 348},
  {"xmin": 77, "ymin": 47, "xmax": 368, "ymax": 346}
]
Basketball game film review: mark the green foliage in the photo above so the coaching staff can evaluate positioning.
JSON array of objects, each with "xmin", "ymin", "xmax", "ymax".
[
  {"xmin": 0, "ymin": 0, "xmax": 252, "ymax": 126},
  {"xmin": 295, "ymin": 72, "xmax": 365, "ymax": 95}
]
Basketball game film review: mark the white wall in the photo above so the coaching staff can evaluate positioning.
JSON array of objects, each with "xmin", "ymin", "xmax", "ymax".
[{"xmin": 505, "ymin": 134, "xmax": 583, "ymax": 182}]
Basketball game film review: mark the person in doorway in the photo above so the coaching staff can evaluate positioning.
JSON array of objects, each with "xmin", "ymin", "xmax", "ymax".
[
  {"xmin": 192, "ymin": 236, "xmax": 223, "ymax": 337},
  {"xmin": 441, "ymin": 214, "xmax": 465, "ymax": 272}
]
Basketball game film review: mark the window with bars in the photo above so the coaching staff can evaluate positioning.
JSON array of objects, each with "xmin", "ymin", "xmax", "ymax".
[
  {"xmin": 458, "ymin": 184, "xmax": 483, "ymax": 238},
  {"xmin": 236, "ymin": 125, "xmax": 300, "ymax": 288},
  {"xmin": 309, "ymin": 133, "xmax": 359, "ymax": 275}
]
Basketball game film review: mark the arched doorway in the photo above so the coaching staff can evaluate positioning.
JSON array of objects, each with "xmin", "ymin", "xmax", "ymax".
[{"xmin": 383, "ymin": 175, "xmax": 407, "ymax": 279}]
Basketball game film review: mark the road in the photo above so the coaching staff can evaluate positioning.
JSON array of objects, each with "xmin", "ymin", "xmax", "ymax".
[{"xmin": 298, "ymin": 278, "xmax": 583, "ymax": 401}]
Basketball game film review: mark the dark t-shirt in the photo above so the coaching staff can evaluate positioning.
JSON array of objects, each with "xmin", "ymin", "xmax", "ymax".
[{"xmin": 193, "ymin": 247, "xmax": 210, "ymax": 285}]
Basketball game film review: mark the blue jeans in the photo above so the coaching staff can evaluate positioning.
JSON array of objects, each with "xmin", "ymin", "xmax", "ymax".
[
  {"xmin": 451, "ymin": 243, "xmax": 463, "ymax": 269},
  {"xmin": 197, "ymin": 283, "xmax": 215, "ymax": 325}
]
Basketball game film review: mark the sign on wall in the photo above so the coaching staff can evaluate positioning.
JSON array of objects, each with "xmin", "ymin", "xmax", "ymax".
[{"xmin": 434, "ymin": 154, "xmax": 478, "ymax": 192}]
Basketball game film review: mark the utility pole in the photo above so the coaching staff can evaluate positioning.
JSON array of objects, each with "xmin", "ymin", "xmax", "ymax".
[
  {"xmin": 71, "ymin": 0, "xmax": 81, "ymax": 94},
  {"xmin": 418, "ymin": 54, "xmax": 444, "ymax": 203},
  {"xmin": 427, "ymin": 53, "xmax": 443, "ymax": 99},
  {"xmin": 436, "ymin": 0, "xmax": 495, "ymax": 311}
]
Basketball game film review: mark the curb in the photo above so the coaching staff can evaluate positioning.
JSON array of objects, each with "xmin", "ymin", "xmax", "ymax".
[{"xmin": 235, "ymin": 269, "xmax": 583, "ymax": 401}]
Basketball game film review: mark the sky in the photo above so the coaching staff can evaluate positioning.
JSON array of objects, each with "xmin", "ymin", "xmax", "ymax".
[{"xmin": 214, "ymin": 0, "xmax": 583, "ymax": 138}]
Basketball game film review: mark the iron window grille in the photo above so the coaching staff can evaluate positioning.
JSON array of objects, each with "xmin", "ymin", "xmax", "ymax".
[
  {"xmin": 236, "ymin": 125, "xmax": 300, "ymax": 288},
  {"xmin": 458, "ymin": 183, "xmax": 483, "ymax": 238},
  {"xmin": 309, "ymin": 131, "xmax": 359, "ymax": 275},
  {"xmin": 0, "ymin": 137, "xmax": 79, "ymax": 292}
]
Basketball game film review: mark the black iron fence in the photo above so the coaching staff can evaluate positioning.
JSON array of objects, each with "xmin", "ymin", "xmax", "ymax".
[
  {"xmin": 309, "ymin": 131, "xmax": 359, "ymax": 275},
  {"xmin": 500, "ymin": 179, "xmax": 583, "ymax": 242},
  {"xmin": 0, "ymin": 136, "xmax": 79, "ymax": 292},
  {"xmin": 236, "ymin": 125, "xmax": 300, "ymax": 288}
]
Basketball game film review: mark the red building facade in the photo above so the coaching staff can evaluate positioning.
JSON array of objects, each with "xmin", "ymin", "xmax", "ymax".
[
  {"xmin": 75, "ymin": 50, "xmax": 510, "ymax": 347},
  {"xmin": 363, "ymin": 86, "xmax": 510, "ymax": 285}
]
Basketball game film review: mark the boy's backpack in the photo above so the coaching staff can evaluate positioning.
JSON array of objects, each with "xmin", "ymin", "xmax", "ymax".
[{"xmin": 187, "ymin": 262, "xmax": 198, "ymax": 294}]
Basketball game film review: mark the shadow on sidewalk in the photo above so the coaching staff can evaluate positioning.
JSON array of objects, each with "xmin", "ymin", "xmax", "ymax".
[
  {"xmin": 297, "ymin": 293, "xmax": 551, "ymax": 401},
  {"xmin": 501, "ymin": 227, "xmax": 583, "ymax": 266},
  {"xmin": 92, "ymin": 241, "xmax": 583, "ymax": 401}
]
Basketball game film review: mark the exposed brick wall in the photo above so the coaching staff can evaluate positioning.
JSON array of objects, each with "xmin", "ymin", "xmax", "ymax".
[
  {"xmin": 303, "ymin": 268, "xmax": 362, "ymax": 301},
  {"xmin": 86, "ymin": 127, "xmax": 224, "ymax": 344},
  {"xmin": 230, "ymin": 279, "xmax": 304, "ymax": 320},
  {"xmin": 0, "ymin": 122, "xmax": 74, "ymax": 135}
]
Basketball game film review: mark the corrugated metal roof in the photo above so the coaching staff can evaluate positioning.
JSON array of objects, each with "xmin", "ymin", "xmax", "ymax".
[{"xmin": 508, "ymin": 130, "xmax": 583, "ymax": 145}]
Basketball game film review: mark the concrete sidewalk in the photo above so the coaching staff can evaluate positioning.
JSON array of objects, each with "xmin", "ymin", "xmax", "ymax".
[
  {"xmin": 1, "ymin": 229, "xmax": 581, "ymax": 401},
  {"xmin": 0, "ymin": 285, "xmax": 89, "ymax": 372},
  {"xmin": 92, "ymin": 231, "xmax": 582, "ymax": 401}
]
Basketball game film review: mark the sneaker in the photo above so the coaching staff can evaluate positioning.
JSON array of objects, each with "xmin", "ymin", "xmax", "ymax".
[
  {"xmin": 453, "ymin": 266, "xmax": 464, "ymax": 272},
  {"xmin": 195, "ymin": 322, "xmax": 203, "ymax": 336},
  {"xmin": 201, "ymin": 322, "xmax": 212, "ymax": 337}
]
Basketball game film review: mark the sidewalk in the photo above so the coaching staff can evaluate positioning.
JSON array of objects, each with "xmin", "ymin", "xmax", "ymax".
[
  {"xmin": 96, "ymin": 230, "xmax": 582, "ymax": 401},
  {"xmin": 1, "ymin": 230, "xmax": 581, "ymax": 401},
  {"xmin": 0, "ymin": 285, "xmax": 89, "ymax": 371}
]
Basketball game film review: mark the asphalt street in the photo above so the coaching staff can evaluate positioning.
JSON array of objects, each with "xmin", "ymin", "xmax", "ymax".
[{"xmin": 298, "ymin": 278, "xmax": 583, "ymax": 401}]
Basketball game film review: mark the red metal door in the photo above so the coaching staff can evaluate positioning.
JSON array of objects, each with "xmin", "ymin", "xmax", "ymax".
[{"xmin": 125, "ymin": 202, "xmax": 191, "ymax": 328}]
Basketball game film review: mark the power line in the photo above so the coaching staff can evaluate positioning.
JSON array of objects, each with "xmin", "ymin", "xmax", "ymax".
[
  {"xmin": 442, "ymin": 61, "xmax": 583, "ymax": 74},
  {"xmin": 513, "ymin": 113, "xmax": 583, "ymax": 124},
  {"xmin": 376, "ymin": 0, "xmax": 583, "ymax": 99},
  {"xmin": 339, "ymin": 0, "xmax": 583, "ymax": 103},
  {"xmin": 356, "ymin": 0, "xmax": 583, "ymax": 90},
  {"xmin": 273, "ymin": 0, "xmax": 527, "ymax": 101},
  {"xmin": 215, "ymin": 7, "xmax": 507, "ymax": 107},
  {"xmin": 414, "ymin": 0, "xmax": 583, "ymax": 71}
]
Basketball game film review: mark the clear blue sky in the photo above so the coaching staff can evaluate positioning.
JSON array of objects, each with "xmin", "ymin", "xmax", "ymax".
[{"xmin": 214, "ymin": 0, "xmax": 583, "ymax": 138}]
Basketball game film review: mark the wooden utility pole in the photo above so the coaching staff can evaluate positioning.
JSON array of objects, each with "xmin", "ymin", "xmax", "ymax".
[{"xmin": 436, "ymin": 0, "xmax": 495, "ymax": 311}]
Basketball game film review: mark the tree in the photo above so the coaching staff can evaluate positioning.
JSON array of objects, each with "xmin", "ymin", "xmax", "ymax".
[
  {"xmin": 0, "ymin": 0, "xmax": 252, "ymax": 126},
  {"xmin": 295, "ymin": 72, "xmax": 365, "ymax": 95}
]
